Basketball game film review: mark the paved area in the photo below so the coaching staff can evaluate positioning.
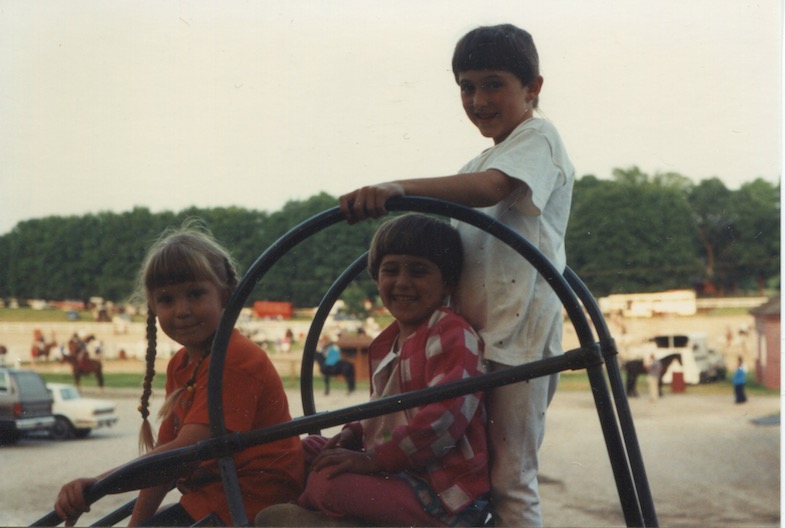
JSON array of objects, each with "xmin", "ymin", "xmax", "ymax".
[
  {"xmin": 2, "ymin": 383, "xmax": 779, "ymax": 527},
  {"xmin": 539, "ymin": 390, "xmax": 780, "ymax": 527}
]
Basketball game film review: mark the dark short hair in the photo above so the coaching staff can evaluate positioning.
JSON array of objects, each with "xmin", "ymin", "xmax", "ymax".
[
  {"xmin": 368, "ymin": 214, "xmax": 463, "ymax": 288},
  {"xmin": 452, "ymin": 24, "xmax": 540, "ymax": 87}
]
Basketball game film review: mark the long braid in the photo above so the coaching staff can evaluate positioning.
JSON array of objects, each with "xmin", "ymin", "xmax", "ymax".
[
  {"xmin": 138, "ymin": 309, "xmax": 157, "ymax": 453},
  {"xmin": 224, "ymin": 257, "xmax": 239, "ymax": 296}
]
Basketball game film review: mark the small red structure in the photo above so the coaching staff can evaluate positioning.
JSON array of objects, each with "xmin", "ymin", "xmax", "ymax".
[
  {"xmin": 750, "ymin": 296, "xmax": 780, "ymax": 390},
  {"xmin": 252, "ymin": 301, "xmax": 294, "ymax": 320}
]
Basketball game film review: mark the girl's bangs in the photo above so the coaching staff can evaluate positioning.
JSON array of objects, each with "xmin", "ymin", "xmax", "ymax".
[{"xmin": 145, "ymin": 244, "xmax": 215, "ymax": 290}]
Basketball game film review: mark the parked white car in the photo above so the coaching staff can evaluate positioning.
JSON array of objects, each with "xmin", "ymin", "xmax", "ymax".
[{"xmin": 46, "ymin": 383, "xmax": 119, "ymax": 440}]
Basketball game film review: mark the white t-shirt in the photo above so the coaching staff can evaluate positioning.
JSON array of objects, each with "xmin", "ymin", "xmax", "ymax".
[{"xmin": 451, "ymin": 117, "xmax": 575, "ymax": 365}]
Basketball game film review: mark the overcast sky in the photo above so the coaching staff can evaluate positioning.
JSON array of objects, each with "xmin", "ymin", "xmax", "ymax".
[{"xmin": 1, "ymin": 0, "xmax": 781, "ymax": 235}]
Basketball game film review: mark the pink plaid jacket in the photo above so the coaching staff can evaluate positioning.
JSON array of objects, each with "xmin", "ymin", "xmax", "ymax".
[{"xmin": 350, "ymin": 307, "xmax": 490, "ymax": 514}]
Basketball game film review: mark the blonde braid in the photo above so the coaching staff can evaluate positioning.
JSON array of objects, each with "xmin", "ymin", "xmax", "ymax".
[
  {"xmin": 138, "ymin": 309, "xmax": 158, "ymax": 453},
  {"xmin": 224, "ymin": 257, "xmax": 239, "ymax": 294}
]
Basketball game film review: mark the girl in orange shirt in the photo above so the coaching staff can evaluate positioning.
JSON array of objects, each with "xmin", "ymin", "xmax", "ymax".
[{"xmin": 54, "ymin": 221, "xmax": 304, "ymax": 526}]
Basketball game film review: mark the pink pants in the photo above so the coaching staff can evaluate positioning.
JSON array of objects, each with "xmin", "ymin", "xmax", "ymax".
[{"xmin": 297, "ymin": 435, "xmax": 445, "ymax": 527}]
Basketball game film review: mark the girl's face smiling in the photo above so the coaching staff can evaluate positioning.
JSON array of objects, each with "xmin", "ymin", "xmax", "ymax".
[
  {"xmin": 150, "ymin": 280, "xmax": 225, "ymax": 357},
  {"xmin": 458, "ymin": 70, "xmax": 542, "ymax": 144},
  {"xmin": 376, "ymin": 254, "xmax": 452, "ymax": 340}
]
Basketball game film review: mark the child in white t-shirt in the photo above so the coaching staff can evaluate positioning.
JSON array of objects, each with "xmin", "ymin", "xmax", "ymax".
[{"xmin": 339, "ymin": 24, "xmax": 575, "ymax": 527}]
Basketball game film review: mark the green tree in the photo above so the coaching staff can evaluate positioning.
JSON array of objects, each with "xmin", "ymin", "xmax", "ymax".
[
  {"xmin": 1, "ymin": 175, "xmax": 777, "ymax": 308},
  {"xmin": 687, "ymin": 178, "xmax": 734, "ymax": 291},
  {"xmin": 686, "ymin": 177, "xmax": 780, "ymax": 294},
  {"xmin": 567, "ymin": 168, "xmax": 701, "ymax": 296},
  {"xmin": 725, "ymin": 178, "xmax": 780, "ymax": 292},
  {"xmin": 254, "ymin": 193, "xmax": 381, "ymax": 307}
]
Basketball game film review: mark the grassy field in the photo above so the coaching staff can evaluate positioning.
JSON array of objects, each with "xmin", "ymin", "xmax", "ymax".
[
  {"xmin": 38, "ymin": 370, "xmax": 776, "ymax": 398},
  {"xmin": 0, "ymin": 307, "xmax": 100, "ymax": 323},
  {"xmin": 37, "ymin": 371, "xmax": 362, "ymax": 394}
]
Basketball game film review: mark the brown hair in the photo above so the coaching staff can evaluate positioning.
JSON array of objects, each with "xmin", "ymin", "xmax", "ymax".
[
  {"xmin": 452, "ymin": 24, "xmax": 541, "ymax": 108},
  {"xmin": 134, "ymin": 219, "xmax": 239, "ymax": 453},
  {"xmin": 367, "ymin": 213, "xmax": 463, "ymax": 288}
]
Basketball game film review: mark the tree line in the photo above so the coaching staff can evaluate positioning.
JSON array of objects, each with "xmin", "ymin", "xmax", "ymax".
[{"xmin": 0, "ymin": 168, "xmax": 779, "ymax": 312}]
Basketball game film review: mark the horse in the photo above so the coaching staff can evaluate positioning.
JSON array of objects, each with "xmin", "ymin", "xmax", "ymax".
[
  {"xmin": 31, "ymin": 340, "xmax": 58, "ymax": 361},
  {"xmin": 314, "ymin": 351, "xmax": 356, "ymax": 395},
  {"xmin": 63, "ymin": 334, "xmax": 104, "ymax": 388},
  {"xmin": 624, "ymin": 353, "xmax": 682, "ymax": 398}
]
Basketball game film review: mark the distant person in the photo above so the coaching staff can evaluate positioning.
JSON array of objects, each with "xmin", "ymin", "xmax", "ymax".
[
  {"xmin": 257, "ymin": 214, "xmax": 490, "ymax": 527},
  {"xmin": 280, "ymin": 329, "xmax": 293, "ymax": 354},
  {"xmin": 733, "ymin": 356, "xmax": 747, "ymax": 404},
  {"xmin": 337, "ymin": 23, "xmax": 575, "ymax": 526},
  {"xmin": 318, "ymin": 336, "xmax": 356, "ymax": 395},
  {"xmin": 54, "ymin": 221, "xmax": 303, "ymax": 526},
  {"xmin": 647, "ymin": 354, "xmax": 662, "ymax": 402}
]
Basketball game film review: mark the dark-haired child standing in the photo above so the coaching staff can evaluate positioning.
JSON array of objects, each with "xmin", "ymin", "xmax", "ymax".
[{"xmin": 339, "ymin": 24, "xmax": 574, "ymax": 527}]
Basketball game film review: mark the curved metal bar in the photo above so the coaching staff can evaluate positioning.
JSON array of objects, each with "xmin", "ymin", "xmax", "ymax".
[
  {"xmin": 31, "ymin": 197, "xmax": 654, "ymax": 527},
  {"xmin": 207, "ymin": 197, "xmax": 602, "ymax": 526},
  {"xmin": 295, "ymin": 197, "xmax": 597, "ymax": 424},
  {"xmin": 208, "ymin": 207, "xmax": 346, "ymax": 438},
  {"xmin": 294, "ymin": 197, "xmax": 646, "ymax": 525},
  {"xmin": 89, "ymin": 499, "xmax": 137, "ymax": 527},
  {"xmin": 30, "ymin": 349, "xmax": 588, "ymax": 527},
  {"xmin": 565, "ymin": 267, "xmax": 658, "ymax": 526},
  {"xmin": 383, "ymin": 197, "xmax": 595, "ymax": 343},
  {"xmin": 299, "ymin": 253, "xmax": 368, "ymax": 423},
  {"xmin": 207, "ymin": 196, "xmax": 643, "ymax": 526},
  {"xmin": 383, "ymin": 198, "xmax": 651, "ymax": 525},
  {"xmin": 206, "ymin": 207, "xmax": 346, "ymax": 526}
]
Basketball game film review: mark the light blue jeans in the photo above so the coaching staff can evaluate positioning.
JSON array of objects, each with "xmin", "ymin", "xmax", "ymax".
[{"xmin": 486, "ymin": 363, "xmax": 559, "ymax": 527}]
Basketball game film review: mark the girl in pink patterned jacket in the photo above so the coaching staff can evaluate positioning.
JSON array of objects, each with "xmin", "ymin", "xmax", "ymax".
[{"xmin": 256, "ymin": 213, "xmax": 489, "ymax": 527}]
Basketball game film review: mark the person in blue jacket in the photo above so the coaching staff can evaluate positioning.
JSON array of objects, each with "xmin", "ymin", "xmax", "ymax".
[{"xmin": 733, "ymin": 356, "xmax": 747, "ymax": 404}]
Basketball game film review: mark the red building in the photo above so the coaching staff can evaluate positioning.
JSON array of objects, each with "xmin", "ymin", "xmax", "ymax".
[
  {"xmin": 750, "ymin": 296, "xmax": 780, "ymax": 390},
  {"xmin": 252, "ymin": 301, "xmax": 294, "ymax": 320}
]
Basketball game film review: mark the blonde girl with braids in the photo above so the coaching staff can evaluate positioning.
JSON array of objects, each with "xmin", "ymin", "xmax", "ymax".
[{"xmin": 54, "ymin": 222, "xmax": 304, "ymax": 527}]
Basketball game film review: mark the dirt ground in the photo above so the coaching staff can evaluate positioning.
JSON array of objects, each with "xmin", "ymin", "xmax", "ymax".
[{"xmin": 2, "ymin": 386, "xmax": 779, "ymax": 527}]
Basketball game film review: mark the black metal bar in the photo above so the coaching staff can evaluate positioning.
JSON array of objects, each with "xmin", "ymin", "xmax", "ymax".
[
  {"xmin": 565, "ymin": 267, "xmax": 658, "ymax": 527},
  {"xmin": 206, "ymin": 198, "xmax": 600, "ymax": 526},
  {"xmin": 215, "ymin": 455, "xmax": 248, "ymax": 526},
  {"xmin": 300, "ymin": 253, "xmax": 368, "ymax": 423},
  {"xmin": 31, "ymin": 197, "xmax": 656, "ymax": 527},
  {"xmin": 384, "ymin": 197, "xmax": 595, "ymax": 342},
  {"xmin": 89, "ymin": 498, "xmax": 137, "ymax": 527},
  {"xmin": 209, "ymin": 207, "xmax": 347, "ymax": 437},
  {"xmin": 29, "ymin": 350, "xmax": 588, "ymax": 527},
  {"xmin": 207, "ymin": 208, "xmax": 346, "ymax": 525},
  {"xmin": 584, "ymin": 362, "xmax": 645, "ymax": 526}
]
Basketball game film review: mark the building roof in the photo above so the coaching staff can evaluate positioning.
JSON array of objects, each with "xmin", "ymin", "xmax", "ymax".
[{"xmin": 749, "ymin": 296, "xmax": 781, "ymax": 317}]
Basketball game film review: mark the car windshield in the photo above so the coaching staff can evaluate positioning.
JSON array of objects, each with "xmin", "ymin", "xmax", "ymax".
[{"xmin": 59, "ymin": 386, "xmax": 80, "ymax": 400}]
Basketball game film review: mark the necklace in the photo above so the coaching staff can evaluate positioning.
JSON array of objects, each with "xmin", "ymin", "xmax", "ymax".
[{"xmin": 184, "ymin": 351, "xmax": 209, "ymax": 394}]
